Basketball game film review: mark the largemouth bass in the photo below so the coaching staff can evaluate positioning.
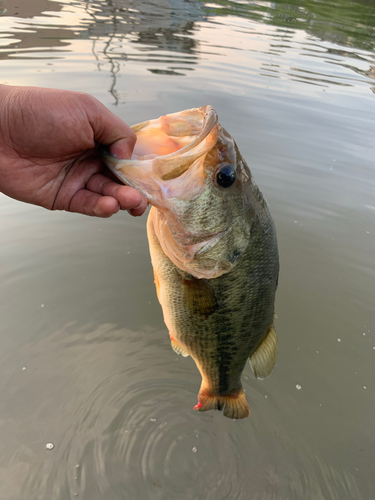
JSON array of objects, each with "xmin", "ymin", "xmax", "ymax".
[{"xmin": 102, "ymin": 106, "xmax": 279, "ymax": 419}]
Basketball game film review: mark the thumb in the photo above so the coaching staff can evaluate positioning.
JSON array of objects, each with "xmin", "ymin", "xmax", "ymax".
[{"xmin": 84, "ymin": 96, "xmax": 136, "ymax": 159}]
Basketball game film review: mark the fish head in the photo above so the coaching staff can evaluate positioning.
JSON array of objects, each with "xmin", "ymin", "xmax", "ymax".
[{"xmin": 102, "ymin": 105, "xmax": 256, "ymax": 279}]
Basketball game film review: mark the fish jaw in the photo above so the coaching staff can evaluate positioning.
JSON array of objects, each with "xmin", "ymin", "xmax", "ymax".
[{"xmin": 100, "ymin": 105, "xmax": 218, "ymax": 208}]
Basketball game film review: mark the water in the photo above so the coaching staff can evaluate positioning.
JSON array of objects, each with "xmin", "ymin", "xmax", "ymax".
[{"xmin": 0, "ymin": 0, "xmax": 374, "ymax": 498}]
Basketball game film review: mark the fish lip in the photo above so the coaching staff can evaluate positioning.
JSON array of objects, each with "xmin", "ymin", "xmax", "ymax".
[
  {"xmin": 100, "ymin": 106, "xmax": 219, "ymax": 193},
  {"xmin": 152, "ymin": 105, "xmax": 217, "ymax": 163}
]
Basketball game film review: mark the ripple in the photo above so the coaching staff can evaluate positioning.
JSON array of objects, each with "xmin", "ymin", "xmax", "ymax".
[{"xmin": 0, "ymin": 322, "xmax": 364, "ymax": 499}]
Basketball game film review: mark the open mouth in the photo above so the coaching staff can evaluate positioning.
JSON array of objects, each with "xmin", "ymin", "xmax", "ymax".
[{"xmin": 101, "ymin": 105, "xmax": 219, "ymax": 203}]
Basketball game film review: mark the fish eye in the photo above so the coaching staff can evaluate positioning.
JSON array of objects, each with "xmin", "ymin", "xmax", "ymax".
[{"xmin": 216, "ymin": 164, "xmax": 236, "ymax": 188}]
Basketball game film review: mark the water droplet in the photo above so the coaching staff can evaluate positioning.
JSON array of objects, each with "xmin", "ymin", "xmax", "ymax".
[
  {"xmin": 296, "ymin": 385, "xmax": 302, "ymax": 390},
  {"xmin": 192, "ymin": 447, "xmax": 197, "ymax": 453},
  {"xmin": 22, "ymin": 366, "xmax": 26, "ymax": 371},
  {"xmin": 366, "ymin": 231, "xmax": 370, "ymax": 234},
  {"xmin": 41, "ymin": 304, "xmax": 44, "ymax": 308},
  {"xmin": 75, "ymin": 464, "xmax": 80, "ymax": 469},
  {"xmin": 337, "ymin": 338, "xmax": 341, "ymax": 342},
  {"xmin": 363, "ymin": 333, "xmax": 366, "ymax": 336},
  {"xmin": 46, "ymin": 443, "xmax": 54, "ymax": 450},
  {"xmin": 363, "ymin": 386, "xmax": 367, "ymax": 390}
]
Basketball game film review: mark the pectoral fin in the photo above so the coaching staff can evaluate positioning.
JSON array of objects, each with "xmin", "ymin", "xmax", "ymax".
[
  {"xmin": 249, "ymin": 325, "xmax": 278, "ymax": 379},
  {"xmin": 181, "ymin": 276, "xmax": 217, "ymax": 319}
]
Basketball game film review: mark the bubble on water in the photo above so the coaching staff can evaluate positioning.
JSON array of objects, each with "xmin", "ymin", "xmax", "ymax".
[
  {"xmin": 296, "ymin": 385, "xmax": 302, "ymax": 390},
  {"xmin": 41, "ymin": 304, "xmax": 45, "ymax": 308},
  {"xmin": 192, "ymin": 447, "xmax": 197, "ymax": 453},
  {"xmin": 264, "ymin": 395, "xmax": 268, "ymax": 399},
  {"xmin": 75, "ymin": 464, "xmax": 80, "ymax": 469},
  {"xmin": 22, "ymin": 366, "xmax": 26, "ymax": 371},
  {"xmin": 363, "ymin": 386, "xmax": 367, "ymax": 390},
  {"xmin": 363, "ymin": 333, "xmax": 366, "ymax": 336},
  {"xmin": 337, "ymin": 338, "xmax": 341, "ymax": 342},
  {"xmin": 46, "ymin": 443, "xmax": 54, "ymax": 450}
]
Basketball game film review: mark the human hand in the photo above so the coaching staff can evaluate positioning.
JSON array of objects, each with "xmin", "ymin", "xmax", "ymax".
[{"xmin": 0, "ymin": 85, "xmax": 148, "ymax": 217}]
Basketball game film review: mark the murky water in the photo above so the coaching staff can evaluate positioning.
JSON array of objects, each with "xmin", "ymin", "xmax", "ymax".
[{"xmin": 0, "ymin": 0, "xmax": 374, "ymax": 498}]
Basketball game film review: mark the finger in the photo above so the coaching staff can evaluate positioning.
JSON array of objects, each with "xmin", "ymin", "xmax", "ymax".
[
  {"xmin": 86, "ymin": 173, "xmax": 148, "ymax": 214},
  {"xmin": 69, "ymin": 189, "xmax": 120, "ymax": 218},
  {"xmin": 83, "ymin": 95, "xmax": 136, "ymax": 159},
  {"xmin": 128, "ymin": 203, "xmax": 149, "ymax": 217}
]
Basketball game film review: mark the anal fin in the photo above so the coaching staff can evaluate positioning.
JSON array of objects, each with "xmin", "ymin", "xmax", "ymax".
[
  {"xmin": 171, "ymin": 338, "xmax": 189, "ymax": 357},
  {"xmin": 249, "ymin": 324, "xmax": 278, "ymax": 379}
]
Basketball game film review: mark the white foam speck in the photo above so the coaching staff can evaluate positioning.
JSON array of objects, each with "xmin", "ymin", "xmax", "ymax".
[
  {"xmin": 192, "ymin": 447, "xmax": 197, "ymax": 453},
  {"xmin": 46, "ymin": 443, "xmax": 54, "ymax": 450},
  {"xmin": 296, "ymin": 385, "xmax": 302, "ymax": 390}
]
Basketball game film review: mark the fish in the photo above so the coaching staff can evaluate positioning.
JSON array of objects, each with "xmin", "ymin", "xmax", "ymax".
[{"xmin": 101, "ymin": 105, "xmax": 279, "ymax": 419}]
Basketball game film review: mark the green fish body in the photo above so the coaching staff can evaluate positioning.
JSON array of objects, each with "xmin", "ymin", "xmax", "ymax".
[{"xmin": 102, "ymin": 106, "xmax": 279, "ymax": 418}]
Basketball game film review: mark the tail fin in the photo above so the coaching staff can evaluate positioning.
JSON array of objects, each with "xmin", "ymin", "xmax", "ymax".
[{"xmin": 194, "ymin": 388, "xmax": 250, "ymax": 419}]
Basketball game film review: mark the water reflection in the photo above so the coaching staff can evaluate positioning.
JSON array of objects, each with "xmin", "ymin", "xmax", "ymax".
[{"xmin": 1, "ymin": 0, "xmax": 374, "ymax": 91}]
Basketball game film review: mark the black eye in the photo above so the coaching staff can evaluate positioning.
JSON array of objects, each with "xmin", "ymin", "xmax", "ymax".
[{"xmin": 216, "ymin": 164, "xmax": 236, "ymax": 188}]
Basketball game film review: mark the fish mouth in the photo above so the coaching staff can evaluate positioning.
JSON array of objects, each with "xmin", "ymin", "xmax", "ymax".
[{"xmin": 100, "ymin": 105, "xmax": 218, "ymax": 206}]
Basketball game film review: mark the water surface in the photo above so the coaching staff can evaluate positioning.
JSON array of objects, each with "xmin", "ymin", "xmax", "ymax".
[{"xmin": 0, "ymin": 1, "xmax": 375, "ymax": 499}]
